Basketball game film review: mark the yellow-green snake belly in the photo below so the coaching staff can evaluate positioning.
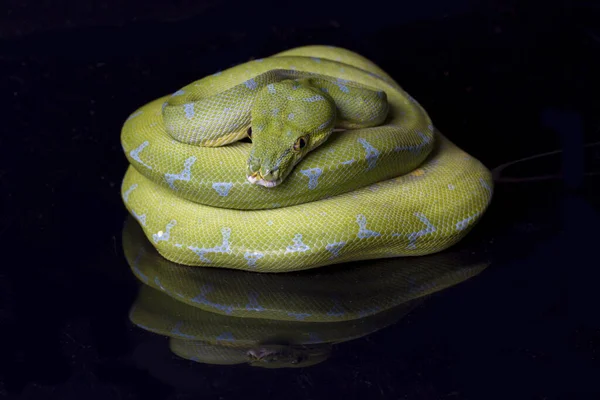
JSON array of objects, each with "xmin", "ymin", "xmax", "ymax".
[{"xmin": 120, "ymin": 45, "xmax": 494, "ymax": 272}]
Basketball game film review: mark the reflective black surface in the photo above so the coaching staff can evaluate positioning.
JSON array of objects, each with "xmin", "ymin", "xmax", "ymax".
[{"xmin": 1, "ymin": 1, "xmax": 599, "ymax": 399}]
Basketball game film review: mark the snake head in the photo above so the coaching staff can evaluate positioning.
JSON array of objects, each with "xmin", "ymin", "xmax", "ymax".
[
  {"xmin": 246, "ymin": 344, "xmax": 330, "ymax": 368},
  {"xmin": 246, "ymin": 79, "xmax": 336, "ymax": 187}
]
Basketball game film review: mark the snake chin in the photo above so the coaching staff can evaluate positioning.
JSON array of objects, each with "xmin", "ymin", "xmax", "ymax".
[
  {"xmin": 247, "ymin": 174, "xmax": 281, "ymax": 187},
  {"xmin": 247, "ymin": 348, "xmax": 277, "ymax": 360},
  {"xmin": 246, "ymin": 346, "xmax": 308, "ymax": 366}
]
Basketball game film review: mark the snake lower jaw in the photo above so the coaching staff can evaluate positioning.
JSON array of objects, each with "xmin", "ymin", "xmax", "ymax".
[{"xmin": 247, "ymin": 174, "xmax": 281, "ymax": 188}]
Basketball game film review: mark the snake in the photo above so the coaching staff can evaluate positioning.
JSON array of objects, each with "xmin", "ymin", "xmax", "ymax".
[
  {"xmin": 120, "ymin": 45, "xmax": 494, "ymax": 272},
  {"xmin": 123, "ymin": 215, "xmax": 489, "ymax": 367}
]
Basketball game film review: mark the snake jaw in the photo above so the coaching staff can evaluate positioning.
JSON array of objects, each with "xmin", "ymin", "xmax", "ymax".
[
  {"xmin": 247, "ymin": 348, "xmax": 275, "ymax": 360},
  {"xmin": 247, "ymin": 173, "xmax": 281, "ymax": 187},
  {"xmin": 247, "ymin": 169, "xmax": 282, "ymax": 187}
]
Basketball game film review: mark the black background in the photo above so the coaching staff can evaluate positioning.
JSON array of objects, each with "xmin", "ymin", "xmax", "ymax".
[{"xmin": 1, "ymin": 0, "xmax": 599, "ymax": 399}]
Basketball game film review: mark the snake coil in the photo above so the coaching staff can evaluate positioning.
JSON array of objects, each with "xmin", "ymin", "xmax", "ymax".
[{"xmin": 120, "ymin": 45, "xmax": 493, "ymax": 272}]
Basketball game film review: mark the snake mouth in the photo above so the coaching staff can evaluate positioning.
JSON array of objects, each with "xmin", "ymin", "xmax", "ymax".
[
  {"xmin": 247, "ymin": 348, "xmax": 277, "ymax": 360},
  {"xmin": 247, "ymin": 171, "xmax": 282, "ymax": 187},
  {"xmin": 247, "ymin": 174, "xmax": 281, "ymax": 187}
]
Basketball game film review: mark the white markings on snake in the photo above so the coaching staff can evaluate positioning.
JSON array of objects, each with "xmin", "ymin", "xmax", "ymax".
[
  {"xmin": 130, "ymin": 141, "xmax": 153, "ymax": 170},
  {"xmin": 318, "ymin": 117, "xmax": 333, "ymax": 130},
  {"xmin": 326, "ymin": 241, "xmax": 346, "ymax": 258},
  {"xmin": 123, "ymin": 183, "xmax": 138, "ymax": 202},
  {"xmin": 480, "ymin": 178, "xmax": 492, "ymax": 194},
  {"xmin": 285, "ymin": 234, "xmax": 310, "ymax": 253},
  {"xmin": 212, "ymin": 182, "xmax": 233, "ymax": 197},
  {"xmin": 407, "ymin": 212, "xmax": 436, "ymax": 249},
  {"xmin": 335, "ymin": 78, "xmax": 350, "ymax": 93},
  {"xmin": 131, "ymin": 210, "xmax": 146, "ymax": 226},
  {"xmin": 244, "ymin": 79, "xmax": 258, "ymax": 90},
  {"xmin": 192, "ymin": 285, "xmax": 234, "ymax": 314},
  {"xmin": 171, "ymin": 322, "xmax": 195, "ymax": 339},
  {"xmin": 244, "ymin": 251, "xmax": 264, "ymax": 267},
  {"xmin": 358, "ymin": 138, "xmax": 380, "ymax": 170},
  {"xmin": 183, "ymin": 103, "xmax": 194, "ymax": 119},
  {"xmin": 358, "ymin": 306, "xmax": 381, "ymax": 318},
  {"xmin": 165, "ymin": 156, "xmax": 197, "ymax": 190},
  {"xmin": 188, "ymin": 227, "xmax": 232, "ymax": 263},
  {"xmin": 245, "ymin": 291, "xmax": 265, "ymax": 311},
  {"xmin": 394, "ymin": 131, "xmax": 432, "ymax": 154},
  {"xmin": 288, "ymin": 312, "xmax": 311, "ymax": 320},
  {"xmin": 152, "ymin": 220, "xmax": 176, "ymax": 243},
  {"xmin": 154, "ymin": 277, "xmax": 165, "ymax": 291},
  {"xmin": 456, "ymin": 212, "xmax": 481, "ymax": 231},
  {"xmin": 216, "ymin": 332, "xmax": 235, "ymax": 341},
  {"xmin": 300, "ymin": 168, "xmax": 323, "ymax": 189},
  {"xmin": 303, "ymin": 95, "xmax": 325, "ymax": 102},
  {"xmin": 356, "ymin": 214, "xmax": 381, "ymax": 238}
]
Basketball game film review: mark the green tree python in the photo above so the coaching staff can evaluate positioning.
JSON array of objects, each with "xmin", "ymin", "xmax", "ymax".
[
  {"xmin": 120, "ymin": 45, "xmax": 494, "ymax": 272},
  {"xmin": 123, "ymin": 216, "xmax": 489, "ymax": 367}
]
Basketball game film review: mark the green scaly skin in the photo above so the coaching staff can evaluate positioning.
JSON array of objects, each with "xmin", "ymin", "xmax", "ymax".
[{"xmin": 120, "ymin": 45, "xmax": 494, "ymax": 272}]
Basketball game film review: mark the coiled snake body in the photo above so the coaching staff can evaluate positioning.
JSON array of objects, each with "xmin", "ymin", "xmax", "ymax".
[{"xmin": 120, "ymin": 45, "xmax": 493, "ymax": 272}]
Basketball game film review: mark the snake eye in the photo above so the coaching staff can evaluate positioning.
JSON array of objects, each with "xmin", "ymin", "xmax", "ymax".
[
  {"xmin": 247, "ymin": 127, "xmax": 252, "ymax": 139},
  {"xmin": 293, "ymin": 136, "xmax": 307, "ymax": 151}
]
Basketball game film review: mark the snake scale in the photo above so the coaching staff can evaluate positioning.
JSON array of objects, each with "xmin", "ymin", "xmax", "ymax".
[{"xmin": 120, "ymin": 45, "xmax": 494, "ymax": 272}]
